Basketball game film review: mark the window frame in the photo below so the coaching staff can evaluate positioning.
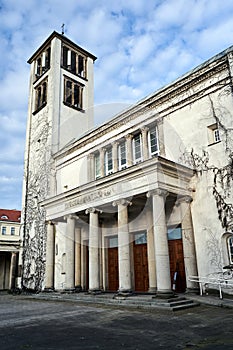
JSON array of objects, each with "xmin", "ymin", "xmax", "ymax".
[
  {"xmin": 133, "ymin": 134, "xmax": 143, "ymax": 164},
  {"xmin": 34, "ymin": 46, "xmax": 51, "ymax": 79},
  {"xmin": 148, "ymin": 127, "xmax": 159, "ymax": 157},
  {"xmin": 105, "ymin": 148, "xmax": 113, "ymax": 175},
  {"xmin": 1, "ymin": 226, "xmax": 6, "ymax": 235},
  {"xmin": 33, "ymin": 78, "xmax": 48, "ymax": 114},
  {"xmin": 118, "ymin": 141, "xmax": 127, "ymax": 170},
  {"xmin": 63, "ymin": 76, "xmax": 84, "ymax": 111},
  {"xmin": 227, "ymin": 236, "xmax": 233, "ymax": 264},
  {"xmin": 10, "ymin": 227, "xmax": 15, "ymax": 236},
  {"xmin": 62, "ymin": 45, "xmax": 87, "ymax": 79}
]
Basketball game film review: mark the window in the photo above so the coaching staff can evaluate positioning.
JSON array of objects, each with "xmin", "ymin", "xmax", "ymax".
[
  {"xmin": 133, "ymin": 134, "xmax": 142, "ymax": 164},
  {"xmin": 34, "ymin": 79, "xmax": 47, "ymax": 113},
  {"xmin": 1, "ymin": 226, "xmax": 6, "ymax": 235},
  {"xmin": 134, "ymin": 232, "xmax": 147, "ymax": 245},
  {"xmin": 105, "ymin": 148, "xmax": 113, "ymax": 175},
  {"xmin": 62, "ymin": 46, "xmax": 86, "ymax": 78},
  {"xmin": 95, "ymin": 152, "xmax": 101, "ymax": 179},
  {"xmin": 11, "ymin": 227, "xmax": 15, "ymax": 235},
  {"xmin": 207, "ymin": 123, "xmax": 221, "ymax": 145},
  {"xmin": 64, "ymin": 77, "xmax": 83, "ymax": 110},
  {"xmin": 228, "ymin": 236, "xmax": 233, "ymax": 264},
  {"xmin": 34, "ymin": 47, "xmax": 51, "ymax": 78},
  {"xmin": 148, "ymin": 127, "xmax": 159, "ymax": 156},
  {"xmin": 214, "ymin": 128, "xmax": 221, "ymax": 143},
  {"xmin": 118, "ymin": 141, "xmax": 127, "ymax": 170}
]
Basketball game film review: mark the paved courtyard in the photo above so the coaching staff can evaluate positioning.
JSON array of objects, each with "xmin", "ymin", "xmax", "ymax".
[{"xmin": 0, "ymin": 293, "xmax": 233, "ymax": 349}]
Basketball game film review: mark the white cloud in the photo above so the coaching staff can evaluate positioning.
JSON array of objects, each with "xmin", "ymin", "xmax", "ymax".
[{"xmin": 0, "ymin": 0, "xmax": 233, "ymax": 209}]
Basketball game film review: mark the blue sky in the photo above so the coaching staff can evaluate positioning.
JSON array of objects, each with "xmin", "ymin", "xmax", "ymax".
[{"xmin": 1, "ymin": 0, "xmax": 233, "ymax": 210}]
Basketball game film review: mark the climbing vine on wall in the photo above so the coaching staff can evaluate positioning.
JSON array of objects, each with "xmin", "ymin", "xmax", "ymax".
[
  {"xmin": 22, "ymin": 113, "xmax": 52, "ymax": 291},
  {"xmin": 180, "ymin": 96, "xmax": 233, "ymax": 232}
]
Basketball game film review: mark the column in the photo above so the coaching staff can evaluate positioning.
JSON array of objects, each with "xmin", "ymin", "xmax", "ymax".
[
  {"xmin": 100, "ymin": 148, "xmax": 105, "ymax": 177},
  {"xmin": 112, "ymin": 141, "xmax": 118, "ymax": 172},
  {"xmin": 65, "ymin": 215, "xmax": 76, "ymax": 290},
  {"xmin": 86, "ymin": 208, "xmax": 101, "ymax": 293},
  {"xmin": 75, "ymin": 227, "xmax": 82, "ymax": 291},
  {"xmin": 113, "ymin": 199, "xmax": 132, "ymax": 295},
  {"xmin": 176, "ymin": 196, "xmax": 198, "ymax": 292},
  {"xmin": 141, "ymin": 127, "xmax": 149, "ymax": 161},
  {"xmin": 146, "ymin": 209, "xmax": 156, "ymax": 293},
  {"xmin": 126, "ymin": 134, "xmax": 133, "ymax": 167},
  {"xmin": 147, "ymin": 189, "xmax": 173, "ymax": 297},
  {"xmin": 9, "ymin": 252, "xmax": 17, "ymax": 290},
  {"xmin": 44, "ymin": 221, "xmax": 55, "ymax": 290},
  {"xmin": 87, "ymin": 153, "xmax": 95, "ymax": 182},
  {"xmin": 157, "ymin": 117, "xmax": 166, "ymax": 157}
]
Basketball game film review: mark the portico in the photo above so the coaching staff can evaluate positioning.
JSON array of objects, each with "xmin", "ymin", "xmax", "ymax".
[{"xmin": 42, "ymin": 156, "xmax": 198, "ymax": 296}]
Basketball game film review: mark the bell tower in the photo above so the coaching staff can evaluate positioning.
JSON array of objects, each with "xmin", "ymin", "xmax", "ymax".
[
  {"xmin": 19, "ymin": 32, "xmax": 96, "ymax": 291},
  {"xmin": 27, "ymin": 31, "xmax": 96, "ymax": 152}
]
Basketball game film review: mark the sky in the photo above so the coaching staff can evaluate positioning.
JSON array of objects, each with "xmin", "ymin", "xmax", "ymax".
[{"xmin": 1, "ymin": 0, "xmax": 233, "ymax": 210}]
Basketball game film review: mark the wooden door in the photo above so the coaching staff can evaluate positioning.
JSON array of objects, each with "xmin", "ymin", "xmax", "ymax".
[
  {"xmin": 108, "ymin": 246, "xmax": 119, "ymax": 291},
  {"xmin": 168, "ymin": 239, "xmax": 186, "ymax": 293},
  {"xmin": 133, "ymin": 242, "xmax": 149, "ymax": 292}
]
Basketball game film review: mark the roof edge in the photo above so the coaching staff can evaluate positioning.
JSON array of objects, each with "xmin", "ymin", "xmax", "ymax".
[{"xmin": 27, "ymin": 31, "xmax": 97, "ymax": 64}]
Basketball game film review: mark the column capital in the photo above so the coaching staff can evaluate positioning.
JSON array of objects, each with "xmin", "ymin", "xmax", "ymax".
[
  {"xmin": 125, "ymin": 133, "xmax": 133, "ymax": 140},
  {"xmin": 147, "ymin": 189, "xmax": 168, "ymax": 198},
  {"xmin": 141, "ymin": 126, "xmax": 149, "ymax": 133},
  {"xmin": 63, "ymin": 214, "xmax": 79, "ymax": 221},
  {"xmin": 112, "ymin": 199, "xmax": 132, "ymax": 207},
  {"xmin": 112, "ymin": 140, "xmax": 119, "ymax": 147},
  {"xmin": 46, "ymin": 220, "xmax": 55, "ymax": 225},
  {"xmin": 175, "ymin": 195, "xmax": 193, "ymax": 206},
  {"xmin": 87, "ymin": 153, "xmax": 95, "ymax": 159},
  {"xmin": 85, "ymin": 207, "xmax": 102, "ymax": 214}
]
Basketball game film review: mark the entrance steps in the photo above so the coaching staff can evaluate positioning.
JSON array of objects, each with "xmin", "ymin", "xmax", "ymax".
[{"xmin": 36, "ymin": 292, "xmax": 199, "ymax": 311}]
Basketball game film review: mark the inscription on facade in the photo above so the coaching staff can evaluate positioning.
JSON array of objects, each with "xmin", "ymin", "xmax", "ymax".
[{"xmin": 65, "ymin": 188, "xmax": 112, "ymax": 209}]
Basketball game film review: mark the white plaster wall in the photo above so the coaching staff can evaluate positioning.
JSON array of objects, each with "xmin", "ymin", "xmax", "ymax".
[{"xmin": 56, "ymin": 156, "xmax": 87, "ymax": 194}]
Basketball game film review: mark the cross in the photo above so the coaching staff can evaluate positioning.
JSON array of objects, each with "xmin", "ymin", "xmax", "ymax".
[{"xmin": 61, "ymin": 24, "xmax": 65, "ymax": 35}]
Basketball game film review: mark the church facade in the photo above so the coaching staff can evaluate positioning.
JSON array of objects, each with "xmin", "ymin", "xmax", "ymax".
[{"xmin": 19, "ymin": 31, "xmax": 233, "ymax": 296}]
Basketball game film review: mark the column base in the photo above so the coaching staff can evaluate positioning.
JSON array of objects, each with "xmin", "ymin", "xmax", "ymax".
[
  {"xmin": 88, "ymin": 289, "xmax": 102, "ymax": 295},
  {"xmin": 114, "ymin": 290, "xmax": 133, "ymax": 298},
  {"xmin": 153, "ymin": 290, "xmax": 175, "ymax": 299},
  {"xmin": 74, "ymin": 285, "xmax": 82, "ymax": 293},
  {"xmin": 148, "ymin": 287, "xmax": 157, "ymax": 294}
]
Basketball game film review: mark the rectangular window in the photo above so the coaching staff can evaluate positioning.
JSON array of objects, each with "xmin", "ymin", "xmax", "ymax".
[
  {"xmin": 64, "ymin": 77, "xmax": 83, "ymax": 110},
  {"xmin": 118, "ymin": 142, "xmax": 127, "ymax": 170},
  {"xmin": 95, "ymin": 153, "xmax": 100, "ymax": 179},
  {"xmin": 207, "ymin": 123, "xmax": 221, "ymax": 145},
  {"xmin": 1, "ymin": 226, "xmax": 6, "ymax": 235},
  {"xmin": 105, "ymin": 148, "xmax": 113, "ymax": 175},
  {"xmin": 214, "ymin": 128, "xmax": 221, "ymax": 143},
  {"xmin": 62, "ymin": 46, "xmax": 86, "ymax": 78},
  {"xmin": 149, "ymin": 127, "xmax": 159, "ymax": 156},
  {"xmin": 134, "ymin": 232, "xmax": 147, "ymax": 245},
  {"xmin": 11, "ymin": 227, "xmax": 15, "ymax": 235},
  {"xmin": 34, "ymin": 47, "xmax": 51, "ymax": 78},
  {"xmin": 34, "ymin": 79, "xmax": 47, "ymax": 113},
  {"xmin": 133, "ymin": 134, "xmax": 142, "ymax": 164},
  {"xmin": 228, "ymin": 237, "xmax": 233, "ymax": 264}
]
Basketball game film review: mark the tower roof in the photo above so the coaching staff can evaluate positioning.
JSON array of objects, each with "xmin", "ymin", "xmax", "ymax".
[{"xmin": 27, "ymin": 31, "xmax": 97, "ymax": 64}]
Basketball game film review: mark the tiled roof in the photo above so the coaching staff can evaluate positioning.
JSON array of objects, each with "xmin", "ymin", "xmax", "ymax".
[{"xmin": 0, "ymin": 209, "xmax": 21, "ymax": 222}]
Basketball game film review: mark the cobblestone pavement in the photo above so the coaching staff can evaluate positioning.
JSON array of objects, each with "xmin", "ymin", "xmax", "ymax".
[{"xmin": 0, "ymin": 293, "xmax": 233, "ymax": 350}]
